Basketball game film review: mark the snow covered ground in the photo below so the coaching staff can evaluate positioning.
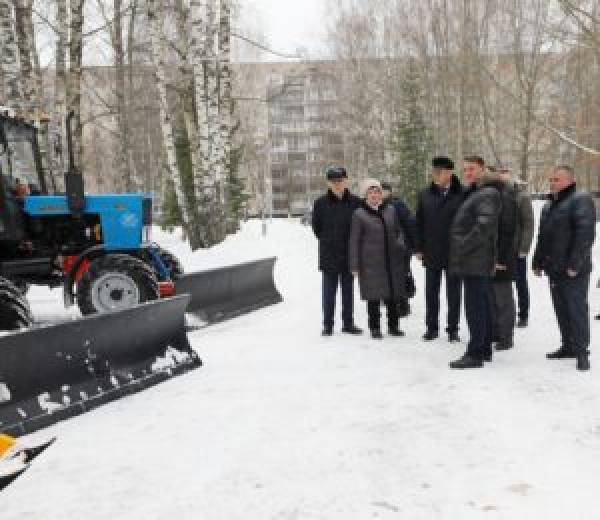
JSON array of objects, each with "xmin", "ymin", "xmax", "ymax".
[{"xmin": 3, "ymin": 211, "xmax": 600, "ymax": 519}]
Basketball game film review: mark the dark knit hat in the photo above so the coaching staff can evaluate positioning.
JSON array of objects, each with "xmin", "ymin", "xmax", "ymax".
[
  {"xmin": 432, "ymin": 156, "xmax": 454, "ymax": 170},
  {"xmin": 325, "ymin": 166, "xmax": 347, "ymax": 180}
]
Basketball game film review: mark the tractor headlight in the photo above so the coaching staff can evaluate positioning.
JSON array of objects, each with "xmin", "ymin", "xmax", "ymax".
[{"xmin": 142, "ymin": 225, "xmax": 152, "ymax": 243}]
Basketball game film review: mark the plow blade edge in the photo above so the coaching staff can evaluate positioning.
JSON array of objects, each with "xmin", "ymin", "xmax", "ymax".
[
  {"xmin": 0, "ymin": 295, "xmax": 200, "ymax": 437},
  {"xmin": 176, "ymin": 257, "xmax": 282, "ymax": 324}
]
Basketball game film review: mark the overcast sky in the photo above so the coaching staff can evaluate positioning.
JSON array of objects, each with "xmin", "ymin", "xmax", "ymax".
[{"xmin": 240, "ymin": 0, "xmax": 330, "ymax": 61}]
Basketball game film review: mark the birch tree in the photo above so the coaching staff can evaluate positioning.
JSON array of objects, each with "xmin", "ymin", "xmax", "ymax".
[
  {"xmin": 0, "ymin": 0, "xmax": 22, "ymax": 109},
  {"xmin": 146, "ymin": 0, "xmax": 193, "ymax": 237}
]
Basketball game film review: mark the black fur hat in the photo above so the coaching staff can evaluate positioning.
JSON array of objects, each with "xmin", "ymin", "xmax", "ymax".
[{"xmin": 432, "ymin": 156, "xmax": 454, "ymax": 170}]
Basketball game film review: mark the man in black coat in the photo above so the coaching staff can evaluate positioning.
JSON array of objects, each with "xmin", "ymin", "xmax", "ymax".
[
  {"xmin": 533, "ymin": 165, "xmax": 596, "ymax": 371},
  {"xmin": 448, "ymin": 156, "xmax": 502, "ymax": 369},
  {"xmin": 415, "ymin": 156, "xmax": 464, "ymax": 342},
  {"xmin": 489, "ymin": 164, "xmax": 520, "ymax": 351},
  {"xmin": 312, "ymin": 166, "xmax": 362, "ymax": 336}
]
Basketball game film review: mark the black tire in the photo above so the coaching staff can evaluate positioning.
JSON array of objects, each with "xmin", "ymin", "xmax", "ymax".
[
  {"xmin": 155, "ymin": 247, "xmax": 184, "ymax": 280},
  {"xmin": 76, "ymin": 254, "xmax": 160, "ymax": 315},
  {"xmin": 0, "ymin": 277, "xmax": 33, "ymax": 331}
]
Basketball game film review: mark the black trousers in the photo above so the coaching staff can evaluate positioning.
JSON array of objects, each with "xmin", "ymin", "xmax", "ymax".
[
  {"xmin": 322, "ymin": 271, "xmax": 354, "ymax": 328},
  {"xmin": 463, "ymin": 276, "xmax": 493, "ymax": 360},
  {"xmin": 491, "ymin": 280, "xmax": 516, "ymax": 345},
  {"xmin": 549, "ymin": 272, "xmax": 591, "ymax": 355},
  {"xmin": 515, "ymin": 257, "xmax": 530, "ymax": 320},
  {"xmin": 425, "ymin": 267, "xmax": 462, "ymax": 333},
  {"xmin": 367, "ymin": 300, "xmax": 398, "ymax": 331}
]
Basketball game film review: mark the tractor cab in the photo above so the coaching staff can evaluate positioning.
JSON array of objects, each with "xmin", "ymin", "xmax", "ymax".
[{"xmin": 0, "ymin": 113, "xmax": 47, "ymax": 198}]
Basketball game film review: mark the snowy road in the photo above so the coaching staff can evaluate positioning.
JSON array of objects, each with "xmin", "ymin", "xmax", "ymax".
[{"xmin": 2, "ymin": 216, "xmax": 600, "ymax": 519}]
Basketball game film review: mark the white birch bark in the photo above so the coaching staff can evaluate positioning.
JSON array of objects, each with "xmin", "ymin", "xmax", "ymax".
[
  {"xmin": 146, "ymin": 0, "xmax": 192, "ymax": 231},
  {"xmin": 218, "ymin": 0, "xmax": 232, "ymax": 206},
  {"xmin": 189, "ymin": 0, "xmax": 210, "ymax": 201},
  {"xmin": 68, "ymin": 0, "xmax": 84, "ymax": 168},
  {"xmin": 0, "ymin": 0, "xmax": 22, "ymax": 110},
  {"xmin": 53, "ymin": 0, "xmax": 68, "ymax": 181}
]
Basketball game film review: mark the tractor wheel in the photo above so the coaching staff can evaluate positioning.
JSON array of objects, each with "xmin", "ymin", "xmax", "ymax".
[
  {"xmin": 155, "ymin": 247, "xmax": 184, "ymax": 280},
  {"xmin": 11, "ymin": 279, "xmax": 30, "ymax": 296},
  {"xmin": 0, "ymin": 277, "xmax": 33, "ymax": 331},
  {"xmin": 76, "ymin": 254, "xmax": 160, "ymax": 315}
]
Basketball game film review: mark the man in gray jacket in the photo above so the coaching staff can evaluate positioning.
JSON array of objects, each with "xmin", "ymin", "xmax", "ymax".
[
  {"xmin": 499, "ymin": 166, "xmax": 535, "ymax": 328},
  {"xmin": 448, "ymin": 156, "xmax": 502, "ymax": 369}
]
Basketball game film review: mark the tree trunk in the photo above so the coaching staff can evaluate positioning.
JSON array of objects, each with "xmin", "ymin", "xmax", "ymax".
[
  {"xmin": 0, "ymin": 0, "xmax": 22, "ymax": 110},
  {"xmin": 12, "ymin": 0, "xmax": 34, "ymax": 109},
  {"xmin": 53, "ymin": 0, "xmax": 68, "ymax": 186},
  {"xmin": 68, "ymin": 0, "xmax": 84, "ymax": 169},
  {"xmin": 108, "ymin": 0, "xmax": 137, "ymax": 191},
  {"xmin": 146, "ymin": 0, "xmax": 193, "ymax": 240}
]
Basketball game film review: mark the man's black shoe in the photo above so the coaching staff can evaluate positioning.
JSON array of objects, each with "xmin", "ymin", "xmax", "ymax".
[
  {"xmin": 595, "ymin": 313, "xmax": 600, "ymax": 321},
  {"xmin": 321, "ymin": 327, "xmax": 333, "ymax": 337},
  {"xmin": 516, "ymin": 317, "xmax": 528, "ymax": 328},
  {"xmin": 448, "ymin": 331, "xmax": 460, "ymax": 343},
  {"xmin": 483, "ymin": 350, "xmax": 493, "ymax": 362},
  {"xmin": 546, "ymin": 347, "xmax": 576, "ymax": 359},
  {"xmin": 577, "ymin": 355, "xmax": 590, "ymax": 371},
  {"xmin": 388, "ymin": 327, "xmax": 405, "ymax": 337},
  {"xmin": 370, "ymin": 329, "xmax": 383, "ymax": 339},
  {"xmin": 449, "ymin": 354, "xmax": 483, "ymax": 369},
  {"xmin": 422, "ymin": 330, "xmax": 439, "ymax": 341},
  {"xmin": 495, "ymin": 342, "xmax": 513, "ymax": 351},
  {"xmin": 341, "ymin": 324, "xmax": 363, "ymax": 335}
]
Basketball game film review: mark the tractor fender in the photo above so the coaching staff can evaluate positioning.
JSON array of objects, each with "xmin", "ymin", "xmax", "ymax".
[{"xmin": 62, "ymin": 245, "xmax": 106, "ymax": 307}]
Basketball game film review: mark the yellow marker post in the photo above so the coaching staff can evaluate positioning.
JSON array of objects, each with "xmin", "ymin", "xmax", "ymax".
[{"xmin": 0, "ymin": 433, "xmax": 16, "ymax": 458}]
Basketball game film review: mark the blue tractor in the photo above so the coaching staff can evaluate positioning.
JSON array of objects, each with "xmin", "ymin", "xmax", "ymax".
[{"xmin": 0, "ymin": 111, "xmax": 181, "ymax": 329}]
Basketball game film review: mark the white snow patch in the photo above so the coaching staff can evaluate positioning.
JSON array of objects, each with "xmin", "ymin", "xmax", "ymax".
[
  {"xmin": 151, "ymin": 347, "xmax": 192, "ymax": 373},
  {"xmin": 37, "ymin": 393, "xmax": 64, "ymax": 414},
  {"xmin": 0, "ymin": 383, "xmax": 11, "ymax": 403}
]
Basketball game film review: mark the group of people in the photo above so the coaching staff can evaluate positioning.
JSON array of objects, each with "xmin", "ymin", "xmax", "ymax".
[{"xmin": 311, "ymin": 157, "xmax": 597, "ymax": 371}]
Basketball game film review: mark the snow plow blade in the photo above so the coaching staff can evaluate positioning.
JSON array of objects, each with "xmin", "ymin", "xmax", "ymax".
[
  {"xmin": 176, "ymin": 257, "xmax": 282, "ymax": 324},
  {"xmin": 0, "ymin": 295, "xmax": 200, "ymax": 437}
]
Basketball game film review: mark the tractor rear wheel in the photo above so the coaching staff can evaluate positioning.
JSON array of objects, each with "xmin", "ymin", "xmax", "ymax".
[
  {"xmin": 76, "ymin": 254, "xmax": 160, "ymax": 315},
  {"xmin": 155, "ymin": 247, "xmax": 184, "ymax": 280},
  {"xmin": 0, "ymin": 277, "xmax": 33, "ymax": 331}
]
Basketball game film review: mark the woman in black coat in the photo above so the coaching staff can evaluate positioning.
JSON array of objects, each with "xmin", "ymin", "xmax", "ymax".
[{"xmin": 349, "ymin": 179, "xmax": 407, "ymax": 339}]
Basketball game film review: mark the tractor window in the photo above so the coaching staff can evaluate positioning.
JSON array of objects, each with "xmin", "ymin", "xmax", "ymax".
[{"xmin": 3, "ymin": 125, "xmax": 38, "ymax": 190}]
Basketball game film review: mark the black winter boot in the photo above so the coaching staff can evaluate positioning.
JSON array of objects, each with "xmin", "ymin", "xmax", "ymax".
[
  {"xmin": 447, "ymin": 331, "xmax": 460, "ymax": 343},
  {"xmin": 546, "ymin": 347, "xmax": 577, "ymax": 359},
  {"xmin": 388, "ymin": 327, "xmax": 405, "ymax": 337},
  {"xmin": 370, "ymin": 329, "xmax": 383, "ymax": 339},
  {"xmin": 595, "ymin": 313, "xmax": 600, "ymax": 321},
  {"xmin": 577, "ymin": 354, "xmax": 590, "ymax": 371},
  {"xmin": 449, "ymin": 354, "xmax": 483, "ymax": 369},
  {"xmin": 516, "ymin": 317, "xmax": 528, "ymax": 328},
  {"xmin": 341, "ymin": 324, "xmax": 363, "ymax": 335},
  {"xmin": 321, "ymin": 327, "xmax": 333, "ymax": 337},
  {"xmin": 422, "ymin": 329, "xmax": 439, "ymax": 341}
]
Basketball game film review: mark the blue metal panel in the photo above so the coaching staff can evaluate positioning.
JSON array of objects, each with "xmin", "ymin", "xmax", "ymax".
[{"xmin": 23, "ymin": 194, "xmax": 146, "ymax": 250}]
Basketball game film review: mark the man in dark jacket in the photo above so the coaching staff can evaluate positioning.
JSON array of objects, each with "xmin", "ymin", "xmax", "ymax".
[
  {"xmin": 513, "ymin": 178, "xmax": 535, "ymax": 328},
  {"xmin": 489, "ymin": 164, "xmax": 520, "ymax": 351},
  {"xmin": 312, "ymin": 166, "xmax": 362, "ymax": 336},
  {"xmin": 533, "ymin": 165, "xmax": 596, "ymax": 371},
  {"xmin": 415, "ymin": 156, "xmax": 464, "ymax": 342},
  {"xmin": 448, "ymin": 156, "xmax": 502, "ymax": 369}
]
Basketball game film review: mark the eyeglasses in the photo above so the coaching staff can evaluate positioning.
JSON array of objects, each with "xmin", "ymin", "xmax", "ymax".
[
  {"xmin": 329, "ymin": 178, "xmax": 345, "ymax": 184},
  {"xmin": 367, "ymin": 186, "xmax": 382, "ymax": 193}
]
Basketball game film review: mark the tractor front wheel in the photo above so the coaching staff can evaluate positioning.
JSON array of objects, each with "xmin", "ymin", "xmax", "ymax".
[
  {"xmin": 0, "ymin": 277, "xmax": 33, "ymax": 331},
  {"xmin": 76, "ymin": 254, "xmax": 159, "ymax": 315}
]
